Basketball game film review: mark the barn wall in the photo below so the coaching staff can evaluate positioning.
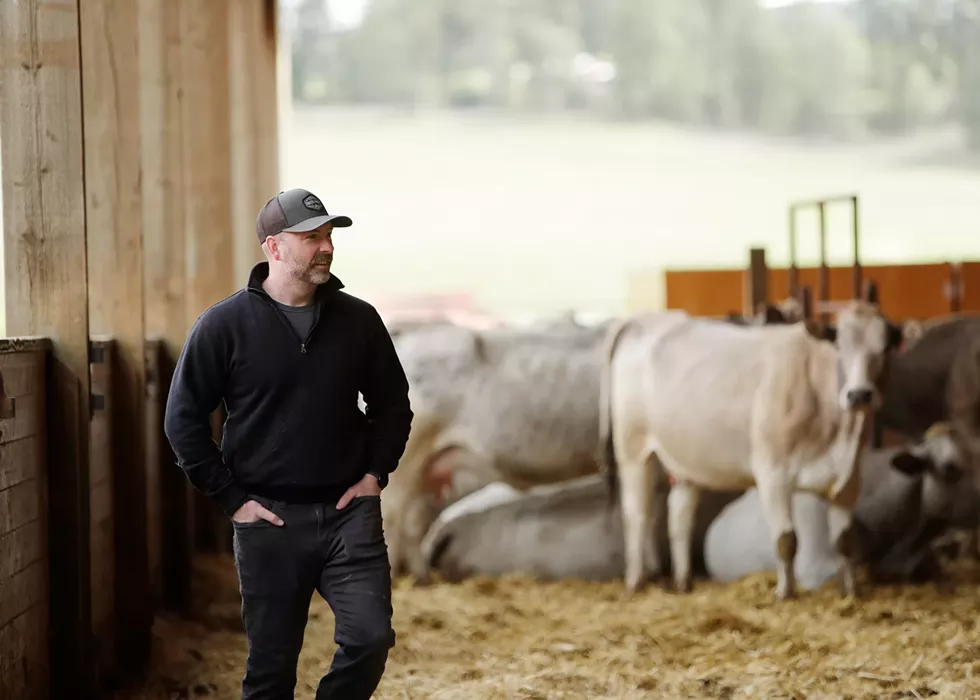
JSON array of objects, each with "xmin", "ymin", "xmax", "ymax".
[
  {"xmin": 0, "ymin": 341, "xmax": 50, "ymax": 700},
  {"xmin": 0, "ymin": 0, "xmax": 281, "ymax": 695},
  {"xmin": 0, "ymin": 2, "xmax": 94, "ymax": 696}
]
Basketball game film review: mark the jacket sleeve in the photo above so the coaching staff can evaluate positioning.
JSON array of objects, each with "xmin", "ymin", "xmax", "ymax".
[
  {"xmin": 164, "ymin": 314, "xmax": 250, "ymax": 516},
  {"xmin": 360, "ymin": 309, "xmax": 414, "ymax": 479}
]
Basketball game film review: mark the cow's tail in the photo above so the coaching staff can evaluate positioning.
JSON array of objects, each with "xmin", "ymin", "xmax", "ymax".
[{"xmin": 597, "ymin": 316, "xmax": 632, "ymax": 510}]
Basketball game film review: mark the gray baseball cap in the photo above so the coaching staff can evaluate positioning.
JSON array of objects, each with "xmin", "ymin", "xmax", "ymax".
[{"xmin": 255, "ymin": 188, "xmax": 353, "ymax": 243}]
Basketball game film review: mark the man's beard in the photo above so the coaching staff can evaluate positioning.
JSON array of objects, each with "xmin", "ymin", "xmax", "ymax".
[{"xmin": 299, "ymin": 254, "xmax": 332, "ymax": 284}]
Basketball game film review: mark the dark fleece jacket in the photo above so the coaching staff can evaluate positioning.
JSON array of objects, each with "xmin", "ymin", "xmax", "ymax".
[{"xmin": 164, "ymin": 262, "xmax": 414, "ymax": 515}]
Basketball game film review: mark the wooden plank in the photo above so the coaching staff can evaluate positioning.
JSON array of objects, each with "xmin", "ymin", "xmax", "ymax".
[
  {"xmin": 230, "ymin": 0, "xmax": 280, "ymax": 286},
  {"xmin": 0, "ymin": 559, "xmax": 46, "ymax": 630},
  {"xmin": 143, "ymin": 340, "xmax": 163, "ymax": 604},
  {"xmin": 959, "ymin": 262, "xmax": 980, "ymax": 313},
  {"xmin": 0, "ymin": 393, "xmax": 40, "ymax": 445},
  {"xmin": 0, "ymin": 479, "xmax": 41, "ymax": 538},
  {"xmin": 181, "ymin": 0, "xmax": 234, "ymax": 315},
  {"xmin": 0, "ymin": 520, "xmax": 43, "ymax": 581},
  {"xmin": 743, "ymin": 248, "xmax": 768, "ymax": 317},
  {"xmin": 182, "ymin": 0, "xmax": 235, "ymax": 559},
  {"xmin": 0, "ymin": 437, "xmax": 42, "ymax": 491},
  {"xmin": 140, "ymin": 0, "xmax": 194, "ymax": 615},
  {"xmin": 140, "ymin": 0, "xmax": 187, "ymax": 349},
  {"xmin": 0, "ymin": 350, "xmax": 46, "ymax": 394},
  {"xmin": 86, "ymin": 338, "xmax": 114, "ymax": 690},
  {"xmin": 0, "ymin": 2, "xmax": 92, "ymax": 697},
  {"xmin": 79, "ymin": 0, "xmax": 149, "ymax": 680},
  {"xmin": 0, "ymin": 602, "xmax": 49, "ymax": 700}
]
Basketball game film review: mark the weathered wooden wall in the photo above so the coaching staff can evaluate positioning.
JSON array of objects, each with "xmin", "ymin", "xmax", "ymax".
[
  {"xmin": 0, "ymin": 341, "xmax": 50, "ymax": 700},
  {"xmin": 663, "ymin": 261, "xmax": 980, "ymax": 320},
  {"xmin": 0, "ymin": 0, "xmax": 281, "ymax": 697},
  {"xmin": 80, "ymin": 0, "xmax": 151, "ymax": 684},
  {"xmin": 0, "ymin": 3, "xmax": 94, "ymax": 698}
]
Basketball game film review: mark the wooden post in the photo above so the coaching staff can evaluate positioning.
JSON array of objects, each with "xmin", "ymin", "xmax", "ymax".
[
  {"xmin": 139, "ymin": 0, "xmax": 193, "ymax": 611},
  {"xmin": 181, "ymin": 0, "xmax": 236, "ymax": 555},
  {"xmin": 743, "ymin": 248, "xmax": 768, "ymax": 317},
  {"xmin": 230, "ymin": 0, "xmax": 280, "ymax": 286},
  {"xmin": 78, "ymin": 0, "xmax": 151, "ymax": 680},
  {"xmin": 0, "ymin": 1, "xmax": 94, "ymax": 697}
]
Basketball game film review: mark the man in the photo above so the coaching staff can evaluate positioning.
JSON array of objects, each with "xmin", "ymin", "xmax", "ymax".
[{"xmin": 164, "ymin": 187, "xmax": 414, "ymax": 699}]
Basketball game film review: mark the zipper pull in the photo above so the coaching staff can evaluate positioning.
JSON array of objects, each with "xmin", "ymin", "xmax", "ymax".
[{"xmin": 301, "ymin": 344, "xmax": 307, "ymax": 354}]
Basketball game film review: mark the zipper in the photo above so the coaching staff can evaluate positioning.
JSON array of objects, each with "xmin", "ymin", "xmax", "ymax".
[{"xmin": 249, "ymin": 286, "xmax": 322, "ymax": 355}]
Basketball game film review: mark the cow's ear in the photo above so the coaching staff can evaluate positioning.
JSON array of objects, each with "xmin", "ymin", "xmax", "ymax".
[
  {"xmin": 890, "ymin": 451, "xmax": 930, "ymax": 476},
  {"xmin": 764, "ymin": 306, "xmax": 785, "ymax": 324},
  {"xmin": 901, "ymin": 319, "xmax": 923, "ymax": 347},
  {"xmin": 884, "ymin": 322, "xmax": 906, "ymax": 350}
]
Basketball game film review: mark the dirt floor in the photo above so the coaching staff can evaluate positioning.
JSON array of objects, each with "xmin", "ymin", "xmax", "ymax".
[{"xmin": 115, "ymin": 552, "xmax": 980, "ymax": 700}]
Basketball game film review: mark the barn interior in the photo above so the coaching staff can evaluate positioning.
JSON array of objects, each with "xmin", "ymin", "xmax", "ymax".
[{"xmin": 3, "ymin": 1, "xmax": 980, "ymax": 699}]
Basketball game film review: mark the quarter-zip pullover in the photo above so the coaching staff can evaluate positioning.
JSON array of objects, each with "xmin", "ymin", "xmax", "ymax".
[{"xmin": 164, "ymin": 262, "xmax": 414, "ymax": 516}]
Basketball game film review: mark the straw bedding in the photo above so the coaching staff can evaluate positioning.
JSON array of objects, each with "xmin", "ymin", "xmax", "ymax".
[{"xmin": 117, "ymin": 551, "xmax": 980, "ymax": 699}]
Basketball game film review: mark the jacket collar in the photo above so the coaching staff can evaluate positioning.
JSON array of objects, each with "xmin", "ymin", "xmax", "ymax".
[{"xmin": 246, "ymin": 261, "xmax": 344, "ymax": 305}]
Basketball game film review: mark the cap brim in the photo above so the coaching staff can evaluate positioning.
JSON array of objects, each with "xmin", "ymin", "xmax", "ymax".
[{"xmin": 281, "ymin": 214, "xmax": 353, "ymax": 233}]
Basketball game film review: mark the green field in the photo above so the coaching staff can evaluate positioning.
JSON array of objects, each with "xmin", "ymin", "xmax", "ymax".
[
  {"xmin": 283, "ymin": 106, "xmax": 980, "ymax": 319},
  {"xmin": 3, "ymin": 105, "xmax": 979, "ymax": 330}
]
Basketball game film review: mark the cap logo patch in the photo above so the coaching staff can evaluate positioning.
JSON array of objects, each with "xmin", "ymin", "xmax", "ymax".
[{"xmin": 303, "ymin": 195, "xmax": 325, "ymax": 212}]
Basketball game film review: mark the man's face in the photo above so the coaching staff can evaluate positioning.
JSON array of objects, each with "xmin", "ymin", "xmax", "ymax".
[{"xmin": 273, "ymin": 223, "xmax": 334, "ymax": 284}]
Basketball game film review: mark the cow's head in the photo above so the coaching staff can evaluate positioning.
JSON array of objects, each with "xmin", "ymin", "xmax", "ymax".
[
  {"xmin": 889, "ymin": 422, "xmax": 965, "ymax": 485},
  {"xmin": 817, "ymin": 285, "xmax": 915, "ymax": 413}
]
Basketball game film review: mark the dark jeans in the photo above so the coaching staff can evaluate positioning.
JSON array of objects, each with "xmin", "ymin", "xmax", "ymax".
[{"xmin": 232, "ymin": 494, "xmax": 395, "ymax": 700}]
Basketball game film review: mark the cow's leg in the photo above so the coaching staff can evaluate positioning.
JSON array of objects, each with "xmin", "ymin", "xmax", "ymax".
[
  {"xmin": 826, "ymin": 502, "xmax": 860, "ymax": 597},
  {"xmin": 755, "ymin": 467, "xmax": 797, "ymax": 600},
  {"xmin": 619, "ymin": 451, "xmax": 660, "ymax": 593},
  {"xmin": 667, "ymin": 480, "xmax": 701, "ymax": 593}
]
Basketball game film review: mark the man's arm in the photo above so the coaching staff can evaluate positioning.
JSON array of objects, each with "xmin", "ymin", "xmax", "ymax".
[
  {"xmin": 164, "ymin": 314, "xmax": 249, "ymax": 516},
  {"xmin": 360, "ymin": 310, "xmax": 414, "ymax": 483}
]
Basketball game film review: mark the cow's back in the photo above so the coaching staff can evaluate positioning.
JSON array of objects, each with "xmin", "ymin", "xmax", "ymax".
[
  {"xmin": 621, "ymin": 317, "xmax": 803, "ymax": 490},
  {"xmin": 396, "ymin": 322, "xmax": 608, "ymax": 483}
]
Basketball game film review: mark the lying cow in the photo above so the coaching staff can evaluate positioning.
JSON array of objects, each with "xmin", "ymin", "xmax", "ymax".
[
  {"xmin": 421, "ymin": 426, "xmax": 973, "ymax": 587},
  {"xmin": 704, "ymin": 422, "xmax": 976, "ymax": 589},
  {"xmin": 380, "ymin": 320, "xmax": 611, "ymax": 581},
  {"xmin": 419, "ymin": 475, "xmax": 742, "ymax": 583},
  {"xmin": 599, "ymin": 295, "xmax": 913, "ymax": 600}
]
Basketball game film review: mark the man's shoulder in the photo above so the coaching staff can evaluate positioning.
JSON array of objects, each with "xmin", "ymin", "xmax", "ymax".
[{"xmin": 193, "ymin": 289, "xmax": 252, "ymax": 332}]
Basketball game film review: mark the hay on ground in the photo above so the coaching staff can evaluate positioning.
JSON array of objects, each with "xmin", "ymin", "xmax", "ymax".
[{"xmin": 114, "ymin": 553, "xmax": 980, "ymax": 699}]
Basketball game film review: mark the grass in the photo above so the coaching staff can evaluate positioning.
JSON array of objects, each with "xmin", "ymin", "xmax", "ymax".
[
  {"xmin": 281, "ymin": 107, "xmax": 980, "ymax": 319},
  {"xmin": 3, "ymin": 106, "xmax": 980, "ymax": 330}
]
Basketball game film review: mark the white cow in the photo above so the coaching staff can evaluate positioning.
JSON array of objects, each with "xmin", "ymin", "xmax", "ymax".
[
  {"xmin": 599, "ymin": 297, "xmax": 915, "ymax": 600},
  {"xmin": 381, "ymin": 320, "xmax": 611, "ymax": 581}
]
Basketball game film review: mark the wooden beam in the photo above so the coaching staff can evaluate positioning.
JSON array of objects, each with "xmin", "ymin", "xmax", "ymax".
[
  {"xmin": 181, "ymin": 0, "xmax": 234, "ymax": 315},
  {"xmin": 0, "ymin": 1, "xmax": 93, "ymax": 697},
  {"xmin": 78, "ymin": 0, "xmax": 150, "ymax": 682},
  {"xmin": 138, "ymin": 0, "xmax": 193, "ymax": 611},
  {"xmin": 180, "ymin": 0, "xmax": 237, "ymax": 556},
  {"xmin": 743, "ymin": 247, "xmax": 768, "ymax": 317},
  {"xmin": 229, "ymin": 0, "xmax": 281, "ymax": 286}
]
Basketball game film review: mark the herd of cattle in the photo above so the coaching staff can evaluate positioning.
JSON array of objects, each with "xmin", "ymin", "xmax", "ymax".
[{"xmin": 375, "ymin": 289, "xmax": 980, "ymax": 602}]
